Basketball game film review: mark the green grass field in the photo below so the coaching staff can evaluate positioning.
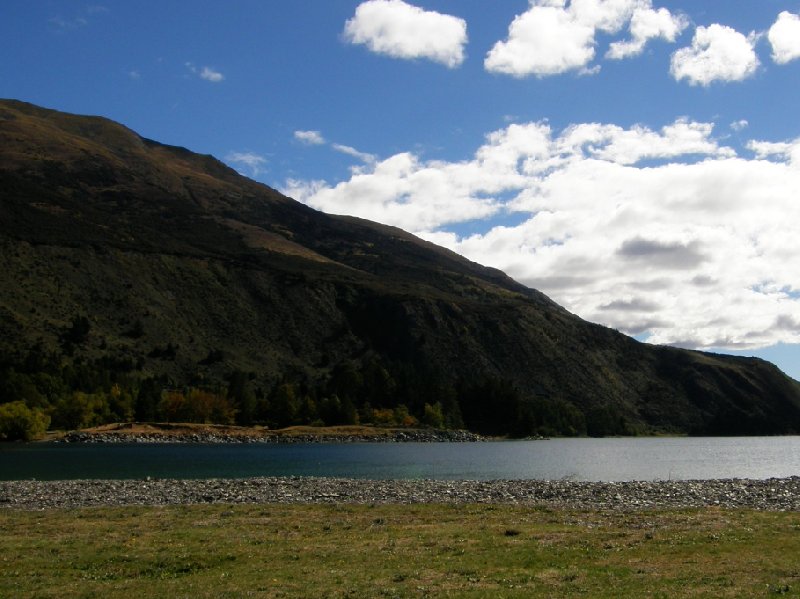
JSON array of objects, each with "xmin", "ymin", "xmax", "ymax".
[{"xmin": 2, "ymin": 504, "xmax": 799, "ymax": 598}]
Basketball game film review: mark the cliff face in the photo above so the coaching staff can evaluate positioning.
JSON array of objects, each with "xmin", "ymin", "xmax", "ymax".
[{"xmin": 2, "ymin": 99, "xmax": 799, "ymax": 435}]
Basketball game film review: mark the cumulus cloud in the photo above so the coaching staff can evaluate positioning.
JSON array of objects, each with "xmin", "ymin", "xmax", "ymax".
[
  {"xmin": 606, "ymin": 5, "xmax": 688, "ymax": 59},
  {"xmin": 225, "ymin": 152, "xmax": 267, "ymax": 177},
  {"xmin": 288, "ymin": 118, "xmax": 800, "ymax": 350},
  {"xmin": 344, "ymin": 0, "xmax": 467, "ymax": 68},
  {"xmin": 747, "ymin": 138, "xmax": 800, "ymax": 163},
  {"xmin": 768, "ymin": 11, "xmax": 800, "ymax": 64},
  {"xmin": 485, "ymin": 0, "xmax": 686, "ymax": 77},
  {"xmin": 617, "ymin": 237, "xmax": 706, "ymax": 269},
  {"xmin": 670, "ymin": 24, "xmax": 759, "ymax": 86},
  {"xmin": 485, "ymin": 2, "xmax": 598, "ymax": 77},
  {"xmin": 294, "ymin": 130, "xmax": 326, "ymax": 145}
]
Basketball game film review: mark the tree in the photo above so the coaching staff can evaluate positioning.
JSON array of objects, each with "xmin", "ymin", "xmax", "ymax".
[
  {"xmin": 135, "ymin": 377, "xmax": 162, "ymax": 422},
  {"xmin": 108, "ymin": 383, "xmax": 135, "ymax": 422},
  {"xmin": 158, "ymin": 390, "xmax": 187, "ymax": 423},
  {"xmin": 270, "ymin": 383, "xmax": 300, "ymax": 428},
  {"xmin": 0, "ymin": 401, "xmax": 50, "ymax": 441},
  {"xmin": 157, "ymin": 388, "xmax": 235, "ymax": 424},
  {"xmin": 422, "ymin": 402, "xmax": 445, "ymax": 429},
  {"xmin": 228, "ymin": 370, "xmax": 256, "ymax": 425},
  {"xmin": 51, "ymin": 391, "xmax": 110, "ymax": 430},
  {"xmin": 62, "ymin": 315, "xmax": 91, "ymax": 347}
]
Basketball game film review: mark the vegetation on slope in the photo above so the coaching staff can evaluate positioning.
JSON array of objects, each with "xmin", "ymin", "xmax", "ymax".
[{"xmin": 2, "ymin": 98, "xmax": 800, "ymax": 438}]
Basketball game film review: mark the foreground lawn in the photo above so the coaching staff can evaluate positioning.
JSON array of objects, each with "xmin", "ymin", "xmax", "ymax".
[{"xmin": 1, "ymin": 504, "xmax": 799, "ymax": 598}]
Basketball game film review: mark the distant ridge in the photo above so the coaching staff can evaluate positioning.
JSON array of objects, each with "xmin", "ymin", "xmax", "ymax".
[{"xmin": 2, "ymin": 98, "xmax": 799, "ymax": 436}]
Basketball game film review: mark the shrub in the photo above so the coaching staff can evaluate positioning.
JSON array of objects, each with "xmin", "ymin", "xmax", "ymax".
[
  {"xmin": 422, "ymin": 402, "xmax": 445, "ymax": 429},
  {"xmin": 0, "ymin": 401, "xmax": 50, "ymax": 441},
  {"xmin": 51, "ymin": 391, "xmax": 111, "ymax": 430},
  {"xmin": 157, "ymin": 388, "xmax": 235, "ymax": 424}
]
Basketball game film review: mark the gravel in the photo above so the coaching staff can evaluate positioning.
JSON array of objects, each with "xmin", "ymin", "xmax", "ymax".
[
  {"xmin": 57, "ymin": 429, "xmax": 484, "ymax": 444},
  {"xmin": 2, "ymin": 476, "xmax": 799, "ymax": 511}
]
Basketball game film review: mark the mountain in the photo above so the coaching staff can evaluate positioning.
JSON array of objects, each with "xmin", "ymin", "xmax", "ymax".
[{"xmin": 2, "ymin": 98, "xmax": 799, "ymax": 436}]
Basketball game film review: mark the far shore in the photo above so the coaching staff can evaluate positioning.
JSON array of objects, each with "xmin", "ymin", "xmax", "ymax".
[{"xmin": 45, "ymin": 421, "xmax": 487, "ymax": 444}]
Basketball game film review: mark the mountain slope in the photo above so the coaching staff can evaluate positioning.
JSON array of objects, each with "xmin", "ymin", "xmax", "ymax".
[{"xmin": 2, "ymin": 99, "xmax": 799, "ymax": 435}]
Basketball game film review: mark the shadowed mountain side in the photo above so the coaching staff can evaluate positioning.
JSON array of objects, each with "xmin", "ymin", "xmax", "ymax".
[{"xmin": 2, "ymin": 99, "xmax": 799, "ymax": 436}]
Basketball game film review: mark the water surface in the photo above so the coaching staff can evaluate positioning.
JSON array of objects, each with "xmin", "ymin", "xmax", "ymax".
[{"xmin": 2, "ymin": 437, "xmax": 799, "ymax": 481}]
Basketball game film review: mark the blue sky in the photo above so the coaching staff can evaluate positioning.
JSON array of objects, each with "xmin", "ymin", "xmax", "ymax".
[{"xmin": 3, "ymin": 1, "xmax": 800, "ymax": 380}]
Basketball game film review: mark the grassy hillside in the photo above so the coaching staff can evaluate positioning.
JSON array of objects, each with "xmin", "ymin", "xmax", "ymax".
[{"xmin": 2, "ymin": 98, "xmax": 800, "ymax": 437}]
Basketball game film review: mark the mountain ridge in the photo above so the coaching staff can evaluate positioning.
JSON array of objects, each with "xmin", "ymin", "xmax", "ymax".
[{"xmin": 2, "ymin": 98, "xmax": 799, "ymax": 436}]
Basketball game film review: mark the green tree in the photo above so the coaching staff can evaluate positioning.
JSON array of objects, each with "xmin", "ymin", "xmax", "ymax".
[
  {"xmin": 135, "ymin": 377, "xmax": 162, "ymax": 422},
  {"xmin": 51, "ymin": 391, "xmax": 110, "ymax": 430},
  {"xmin": 228, "ymin": 370, "xmax": 256, "ymax": 425},
  {"xmin": 61, "ymin": 315, "xmax": 91, "ymax": 349},
  {"xmin": 0, "ymin": 401, "xmax": 50, "ymax": 441},
  {"xmin": 270, "ymin": 383, "xmax": 300, "ymax": 428},
  {"xmin": 393, "ymin": 404, "xmax": 418, "ymax": 427},
  {"xmin": 108, "ymin": 383, "xmax": 135, "ymax": 422},
  {"xmin": 422, "ymin": 402, "xmax": 445, "ymax": 429},
  {"xmin": 0, "ymin": 369, "xmax": 45, "ymax": 407}
]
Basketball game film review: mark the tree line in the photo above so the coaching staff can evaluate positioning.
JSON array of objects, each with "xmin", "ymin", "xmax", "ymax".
[{"xmin": 0, "ymin": 343, "xmax": 634, "ymax": 441}]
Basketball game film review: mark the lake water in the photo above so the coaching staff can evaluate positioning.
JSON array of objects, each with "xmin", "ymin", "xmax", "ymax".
[{"xmin": 3, "ymin": 437, "xmax": 800, "ymax": 482}]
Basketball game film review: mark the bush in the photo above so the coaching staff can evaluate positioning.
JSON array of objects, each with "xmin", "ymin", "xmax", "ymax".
[
  {"xmin": 0, "ymin": 401, "xmax": 50, "ymax": 441},
  {"xmin": 422, "ymin": 402, "xmax": 445, "ymax": 429},
  {"xmin": 157, "ymin": 388, "xmax": 235, "ymax": 424},
  {"xmin": 51, "ymin": 391, "xmax": 111, "ymax": 430}
]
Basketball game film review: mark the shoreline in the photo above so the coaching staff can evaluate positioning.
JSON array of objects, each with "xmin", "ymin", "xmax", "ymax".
[
  {"xmin": 2, "ymin": 476, "xmax": 798, "ymax": 511},
  {"xmin": 52, "ymin": 422, "xmax": 486, "ymax": 444}
]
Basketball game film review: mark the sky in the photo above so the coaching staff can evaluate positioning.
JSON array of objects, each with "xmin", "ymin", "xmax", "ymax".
[{"xmin": 3, "ymin": 1, "xmax": 800, "ymax": 380}]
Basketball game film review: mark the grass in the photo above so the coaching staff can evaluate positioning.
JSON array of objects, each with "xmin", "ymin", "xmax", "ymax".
[{"xmin": 2, "ymin": 504, "xmax": 799, "ymax": 597}]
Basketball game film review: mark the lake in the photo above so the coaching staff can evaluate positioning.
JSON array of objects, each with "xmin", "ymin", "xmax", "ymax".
[{"xmin": 2, "ymin": 437, "xmax": 800, "ymax": 482}]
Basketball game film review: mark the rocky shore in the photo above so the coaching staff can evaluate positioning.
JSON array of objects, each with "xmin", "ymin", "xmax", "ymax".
[
  {"xmin": 2, "ymin": 476, "xmax": 798, "ymax": 511},
  {"xmin": 57, "ymin": 426, "xmax": 483, "ymax": 444}
]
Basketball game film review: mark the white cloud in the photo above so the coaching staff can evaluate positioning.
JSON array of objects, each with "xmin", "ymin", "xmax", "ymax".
[
  {"xmin": 344, "ymin": 0, "xmax": 467, "ymax": 68},
  {"xmin": 485, "ymin": 0, "xmax": 685, "ymax": 77},
  {"xmin": 293, "ymin": 130, "xmax": 376, "ymax": 166},
  {"xmin": 485, "ymin": 3, "xmax": 598, "ymax": 77},
  {"xmin": 768, "ymin": 11, "xmax": 800, "ymax": 64},
  {"xmin": 199, "ymin": 67, "xmax": 224, "ymax": 82},
  {"xmin": 50, "ymin": 15, "xmax": 88, "ymax": 29},
  {"xmin": 730, "ymin": 119, "xmax": 748, "ymax": 132},
  {"xmin": 556, "ymin": 119, "xmax": 734, "ymax": 165},
  {"xmin": 288, "ymin": 119, "xmax": 800, "ymax": 351},
  {"xmin": 670, "ymin": 24, "xmax": 759, "ymax": 86},
  {"xmin": 747, "ymin": 139, "xmax": 800, "ymax": 163},
  {"xmin": 332, "ymin": 143, "xmax": 376, "ymax": 164},
  {"xmin": 185, "ymin": 63, "xmax": 225, "ymax": 83},
  {"xmin": 294, "ymin": 130, "xmax": 326, "ymax": 145},
  {"xmin": 49, "ymin": 6, "xmax": 107, "ymax": 30},
  {"xmin": 225, "ymin": 152, "xmax": 267, "ymax": 177},
  {"xmin": 606, "ymin": 5, "xmax": 688, "ymax": 59}
]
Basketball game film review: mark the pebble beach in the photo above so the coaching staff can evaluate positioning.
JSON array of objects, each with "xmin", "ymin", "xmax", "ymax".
[{"xmin": 2, "ymin": 476, "xmax": 799, "ymax": 511}]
